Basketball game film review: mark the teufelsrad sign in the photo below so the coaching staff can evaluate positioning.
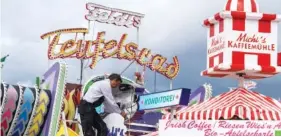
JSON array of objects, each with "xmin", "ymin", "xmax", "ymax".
[
  {"xmin": 159, "ymin": 120, "xmax": 281, "ymax": 136},
  {"xmin": 41, "ymin": 28, "xmax": 179, "ymax": 79},
  {"xmin": 137, "ymin": 88, "xmax": 190, "ymax": 110}
]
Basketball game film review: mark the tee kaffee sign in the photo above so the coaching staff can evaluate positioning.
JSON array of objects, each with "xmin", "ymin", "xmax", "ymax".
[{"xmin": 159, "ymin": 120, "xmax": 281, "ymax": 136}]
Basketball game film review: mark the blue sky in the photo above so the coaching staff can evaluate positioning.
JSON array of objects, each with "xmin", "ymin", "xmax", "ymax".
[{"xmin": 1, "ymin": 0, "xmax": 281, "ymax": 99}]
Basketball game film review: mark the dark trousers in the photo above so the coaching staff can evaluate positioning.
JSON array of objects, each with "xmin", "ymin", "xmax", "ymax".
[{"xmin": 79, "ymin": 100, "xmax": 108, "ymax": 136}]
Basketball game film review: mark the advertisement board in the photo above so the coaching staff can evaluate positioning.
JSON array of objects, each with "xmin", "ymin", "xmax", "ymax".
[
  {"xmin": 137, "ymin": 88, "xmax": 190, "ymax": 110},
  {"xmin": 159, "ymin": 120, "xmax": 281, "ymax": 136}
]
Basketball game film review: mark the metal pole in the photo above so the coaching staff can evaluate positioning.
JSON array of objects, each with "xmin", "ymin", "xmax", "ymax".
[
  {"xmin": 79, "ymin": 60, "xmax": 84, "ymax": 85},
  {"xmin": 169, "ymin": 80, "xmax": 176, "ymax": 120},
  {"xmin": 136, "ymin": 28, "xmax": 139, "ymax": 73},
  {"xmin": 237, "ymin": 73, "xmax": 245, "ymax": 88},
  {"xmin": 48, "ymin": 37, "xmax": 51, "ymax": 68},
  {"xmin": 154, "ymin": 71, "xmax": 156, "ymax": 92},
  {"xmin": 120, "ymin": 61, "xmax": 135, "ymax": 75}
]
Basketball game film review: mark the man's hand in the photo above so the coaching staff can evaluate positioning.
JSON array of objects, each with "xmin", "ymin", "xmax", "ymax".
[{"xmin": 121, "ymin": 111, "xmax": 127, "ymax": 119}]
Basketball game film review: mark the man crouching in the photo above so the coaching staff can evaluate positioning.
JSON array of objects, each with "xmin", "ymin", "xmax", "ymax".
[{"xmin": 78, "ymin": 73, "xmax": 127, "ymax": 136}]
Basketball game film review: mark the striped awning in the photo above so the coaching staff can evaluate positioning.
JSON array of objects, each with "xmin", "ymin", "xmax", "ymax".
[{"xmin": 164, "ymin": 88, "xmax": 281, "ymax": 120}]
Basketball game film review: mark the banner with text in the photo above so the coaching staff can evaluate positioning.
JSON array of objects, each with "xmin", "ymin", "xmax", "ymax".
[
  {"xmin": 159, "ymin": 120, "xmax": 281, "ymax": 136},
  {"xmin": 137, "ymin": 88, "xmax": 190, "ymax": 110}
]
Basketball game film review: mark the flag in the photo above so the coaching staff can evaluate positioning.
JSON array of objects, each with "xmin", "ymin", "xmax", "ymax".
[
  {"xmin": 1, "ymin": 54, "xmax": 9, "ymax": 62},
  {"xmin": 1, "ymin": 54, "xmax": 9, "ymax": 68}
]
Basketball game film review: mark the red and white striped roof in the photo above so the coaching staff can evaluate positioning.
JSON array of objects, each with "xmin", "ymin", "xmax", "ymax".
[
  {"xmin": 224, "ymin": 0, "xmax": 259, "ymax": 13},
  {"xmin": 164, "ymin": 88, "xmax": 281, "ymax": 120}
]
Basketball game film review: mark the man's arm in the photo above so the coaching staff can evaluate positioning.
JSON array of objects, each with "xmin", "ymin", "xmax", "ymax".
[{"xmin": 101, "ymin": 84, "xmax": 122, "ymax": 114}]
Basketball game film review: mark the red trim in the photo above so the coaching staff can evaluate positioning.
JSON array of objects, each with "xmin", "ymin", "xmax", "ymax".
[
  {"xmin": 237, "ymin": 0, "xmax": 245, "ymax": 12},
  {"xmin": 277, "ymin": 52, "xmax": 281, "ymax": 66},
  {"xmin": 203, "ymin": 68, "xmax": 273, "ymax": 79},
  {"xmin": 251, "ymin": 0, "xmax": 257, "ymax": 12},
  {"xmin": 214, "ymin": 13, "xmax": 223, "ymax": 21},
  {"xmin": 214, "ymin": 13, "xmax": 224, "ymax": 33},
  {"xmin": 260, "ymin": 14, "xmax": 277, "ymax": 21},
  {"xmin": 204, "ymin": 19, "xmax": 211, "ymax": 26},
  {"xmin": 225, "ymin": 0, "xmax": 232, "ymax": 11},
  {"xmin": 209, "ymin": 25, "xmax": 215, "ymax": 37},
  {"xmin": 260, "ymin": 66, "xmax": 276, "ymax": 73},
  {"xmin": 257, "ymin": 54, "xmax": 271, "ymax": 66},
  {"xmin": 219, "ymin": 20, "xmax": 224, "ymax": 33},
  {"xmin": 209, "ymin": 53, "xmax": 223, "ymax": 68},
  {"xmin": 259, "ymin": 14, "xmax": 276, "ymax": 33},
  {"xmin": 231, "ymin": 11, "xmax": 246, "ymax": 31},
  {"xmin": 232, "ymin": 52, "xmax": 245, "ymax": 65}
]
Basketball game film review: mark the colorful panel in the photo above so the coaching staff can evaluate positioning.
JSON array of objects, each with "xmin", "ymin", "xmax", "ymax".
[
  {"xmin": 11, "ymin": 87, "xmax": 38, "ymax": 136},
  {"xmin": 188, "ymin": 86, "xmax": 206, "ymax": 106},
  {"xmin": 41, "ymin": 62, "xmax": 67, "ymax": 136},
  {"xmin": 25, "ymin": 89, "xmax": 51, "ymax": 136},
  {"xmin": 1, "ymin": 85, "xmax": 23, "ymax": 136},
  {"xmin": 0, "ymin": 83, "xmax": 8, "ymax": 112}
]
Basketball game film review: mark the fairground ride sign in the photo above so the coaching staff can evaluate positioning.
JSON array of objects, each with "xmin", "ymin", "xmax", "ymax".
[
  {"xmin": 41, "ymin": 28, "xmax": 180, "ymax": 79},
  {"xmin": 159, "ymin": 120, "xmax": 281, "ymax": 136},
  {"xmin": 85, "ymin": 3, "xmax": 144, "ymax": 28}
]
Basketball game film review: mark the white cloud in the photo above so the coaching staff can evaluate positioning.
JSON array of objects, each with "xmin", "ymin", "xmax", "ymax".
[{"xmin": 1, "ymin": 0, "xmax": 281, "ymax": 89}]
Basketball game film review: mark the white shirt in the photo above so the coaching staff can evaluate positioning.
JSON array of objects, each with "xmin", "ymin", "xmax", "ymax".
[{"xmin": 83, "ymin": 79, "xmax": 121, "ymax": 114}]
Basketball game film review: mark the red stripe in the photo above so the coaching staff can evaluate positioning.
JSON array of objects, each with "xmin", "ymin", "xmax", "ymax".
[
  {"xmin": 227, "ymin": 107, "xmax": 232, "ymax": 118},
  {"xmin": 209, "ymin": 57, "xmax": 214, "ymax": 68},
  {"xmin": 256, "ymin": 109, "xmax": 261, "ymax": 120},
  {"xmin": 275, "ymin": 112, "xmax": 281, "ymax": 120},
  {"xmin": 237, "ymin": 0, "xmax": 245, "ymax": 12},
  {"xmin": 234, "ymin": 106, "xmax": 239, "ymax": 116},
  {"xmin": 210, "ymin": 25, "xmax": 215, "ymax": 37},
  {"xmin": 203, "ymin": 111, "xmax": 207, "ymax": 120},
  {"xmin": 219, "ymin": 20, "xmax": 224, "ymax": 33},
  {"xmin": 209, "ymin": 110, "xmax": 213, "ymax": 119},
  {"xmin": 221, "ymin": 107, "xmax": 227, "ymax": 119},
  {"xmin": 260, "ymin": 66, "xmax": 276, "ymax": 73},
  {"xmin": 214, "ymin": 109, "xmax": 220, "ymax": 120},
  {"xmin": 232, "ymin": 51, "xmax": 245, "ymax": 65},
  {"xmin": 214, "ymin": 13, "xmax": 223, "ymax": 21},
  {"xmin": 242, "ymin": 106, "xmax": 247, "ymax": 119},
  {"xmin": 262, "ymin": 110, "xmax": 268, "ymax": 120},
  {"xmin": 259, "ymin": 14, "xmax": 276, "ymax": 33},
  {"xmin": 268, "ymin": 111, "xmax": 274, "ymax": 120},
  {"xmin": 249, "ymin": 107, "xmax": 255, "ymax": 120},
  {"xmin": 258, "ymin": 54, "xmax": 271, "ymax": 66},
  {"xmin": 277, "ymin": 52, "xmax": 281, "ymax": 66},
  {"xmin": 251, "ymin": 0, "xmax": 257, "ymax": 12},
  {"xmin": 225, "ymin": 0, "xmax": 232, "ymax": 11},
  {"xmin": 197, "ymin": 111, "xmax": 201, "ymax": 119},
  {"xmin": 191, "ymin": 111, "xmax": 195, "ymax": 120},
  {"xmin": 179, "ymin": 113, "xmax": 183, "ymax": 120},
  {"xmin": 209, "ymin": 53, "xmax": 223, "ymax": 68},
  {"xmin": 231, "ymin": 11, "xmax": 246, "ymax": 31},
  {"xmin": 214, "ymin": 13, "xmax": 224, "ymax": 33},
  {"xmin": 204, "ymin": 19, "xmax": 211, "ymax": 26}
]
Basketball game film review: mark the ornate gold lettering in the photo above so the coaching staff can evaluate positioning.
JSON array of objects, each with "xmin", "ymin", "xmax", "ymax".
[
  {"xmin": 124, "ymin": 42, "xmax": 138, "ymax": 60},
  {"xmin": 149, "ymin": 54, "xmax": 167, "ymax": 71},
  {"xmin": 60, "ymin": 39, "xmax": 77, "ymax": 58},
  {"xmin": 48, "ymin": 34, "xmax": 61, "ymax": 59},
  {"xmin": 102, "ymin": 40, "xmax": 118, "ymax": 58},
  {"xmin": 165, "ymin": 56, "xmax": 180, "ymax": 79},
  {"xmin": 136, "ymin": 48, "xmax": 151, "ymax": 66}
]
